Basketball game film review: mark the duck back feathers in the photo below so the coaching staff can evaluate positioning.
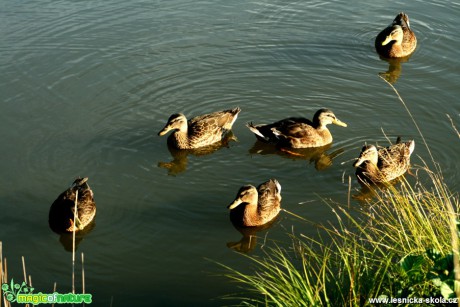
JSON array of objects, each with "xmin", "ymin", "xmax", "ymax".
[{"xmin": 49, "ymin": 177, "xmax": 96, "ymax": 233}]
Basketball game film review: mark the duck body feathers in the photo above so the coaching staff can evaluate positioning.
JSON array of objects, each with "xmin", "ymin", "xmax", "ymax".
[
  {"xmin": 49, "ymin": 177, "xmax": 96, "ymax": 233},
  {"xmin": 228, "ymin": 179, "xmax": 282, "ymax": 227},
  {"xmin": 354, "ymin": 139, "xmax": 415, "ymax": 183},
  {"xmin": 158, "ymin": 107, "xmax": 241, "ymax": 149},
  {"xmin": 375, "ymin": 12, "xmax": 417, "ymax": 58},
  {"xmin": 247, "ymin": 109, "xmax": 347, "ymax": 149}
]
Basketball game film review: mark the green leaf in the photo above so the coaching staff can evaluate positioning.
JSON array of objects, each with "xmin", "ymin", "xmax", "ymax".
[
  {"xmin": 440, "ymin": 281, "xmax": 455, "ymax": 299},
  {"xmin": 400, "ymin": 254, "xmax": 425, "ymax": 272}
]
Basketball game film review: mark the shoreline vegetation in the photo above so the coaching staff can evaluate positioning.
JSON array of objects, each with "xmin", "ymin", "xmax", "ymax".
[
  {"xmin": 219, "ymin": 82, "xmax": 460, "ymax": 306},
  {"xmin": 0, "ymin": 192, "xmax": 87, "ymax": 307}
]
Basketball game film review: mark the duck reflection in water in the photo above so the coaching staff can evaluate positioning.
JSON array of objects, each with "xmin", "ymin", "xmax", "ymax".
[
  {"xmin": 158, "ymin": 131, "xmax": 237, "ymax": 175},
  {"xmin": 249, "ymin": 141, "xmax": 344, "ymax": 171},
  {"xmin": 55, "ymin": 222, "xmax": 95, "ymax": 252},
  {"xmin": 378, "ymin": 56, "xmax": 412, "ymax": 84},
  {"xmin": 227, "ymin": 218, "xmax": 278, "ymax": 253}
]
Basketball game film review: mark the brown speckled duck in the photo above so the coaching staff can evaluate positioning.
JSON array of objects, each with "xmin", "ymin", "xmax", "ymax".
[
  {"xmin": 247, "ymin": 109, "xmax": 347, "ymax": 148},
  {"xmin": 158, "ymin": 107, "xmax": 241, "ymax": 149},
  {"xmin": 375, "ymin": 12, "xmax": 417, "ymax": 58},
  {"xmin": 228, "ymin": 179, "xmax": 282, "ymax": 227},
  {"xmin": 49, "ymin": 177, "xmax": 96, "ymax": 233},
  {"xmin": 354, "ymin": 138, "xmax": 415, "ymax": 183}
]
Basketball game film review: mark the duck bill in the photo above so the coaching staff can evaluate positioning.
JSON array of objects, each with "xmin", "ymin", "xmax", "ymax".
[
  {"xmin": 381, "ymin": 35, "xmax": 392, "ymax": 46},
  {"xmin": 333, "ymin": 119, "xmax": 347, "ymax": 127},
  {"xmin": 158, "ymin": 126, "xmax": 172, "ymax": 136},
  {"xmin": 353, "ymin": 157, "xmax": 365, "ymax": 168},
  {"xmin": 227, "ymin": 198, "xmax": 243, "ymax": 210}
]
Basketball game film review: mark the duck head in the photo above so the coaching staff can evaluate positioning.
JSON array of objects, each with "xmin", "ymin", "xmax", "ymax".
[
  {"xmin": 382, "ymin": 25, "xmax": 404, "ymax": 46},
  {"xmin": 314, "ymin": 109, "xmax": 348, "ymax": 128},
  {"xmin": 228, "ymin": 185, "xmax": 258, "ymax": 209},
  {"xmin": 158, "ymin": 113, "xmax": 188, "ymax": 136},
  {"xmin": 392, "ymin": 12, "xmax": 411, "ymax": 29}
]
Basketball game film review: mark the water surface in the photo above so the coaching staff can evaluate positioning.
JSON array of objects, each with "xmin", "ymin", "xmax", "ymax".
[{"xmin": 1, "ymin": 0, "xmax": 459, "ymax": 305}]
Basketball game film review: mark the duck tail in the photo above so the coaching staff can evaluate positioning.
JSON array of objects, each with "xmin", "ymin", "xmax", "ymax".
[
  {"xmin": 222, "ymin": 107, "xmax": 241, "ymax": 130},
  {"xmin": 246, "ymin": 122, "xmax": 268, "ymax": 140},
  {"xmin": 407, "ymin": 140, "xmax": 415, "ymax": 154},
  {"xmin": 232, "ymin": 106, "xmax": 242, "ymax": 115}
]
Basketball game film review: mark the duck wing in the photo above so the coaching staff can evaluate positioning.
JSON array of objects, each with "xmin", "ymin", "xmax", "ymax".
[
  {"xmin": 248, "ymin": 117, "xmax": 313, "ymax": 142},
  {"xmin": 274, "ymin": 121, "xmax": 317, "ymax": 138},
  {"xmin": 377, "ymin": 142, "xmax": 412, "ymax": 179},
  {"xmin": 187, "ymin": 108, "xmax": 240, "ymax": 147}
]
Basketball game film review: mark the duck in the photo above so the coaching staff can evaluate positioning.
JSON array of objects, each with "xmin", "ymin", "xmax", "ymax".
[
  {"xmin": 246, "ymin": 109, "xmax": 347, "ymax": 148},
  {"xmin": 228, "ymin": 179, "xmax": 282, "ymax": 227},
  {"xmin": 353, "ymin": 138, "xmax": 415, "ymax": 183},
  {"xmin": 158, "ymin": 107, "xmax": 241, "ymax": 149},
  {"xmin": 48, "ymin": 177, "xmax": 96, "ymax": 233},
  {"xmin": 375, "ymin": 12, "xmax": 417, "ymax": 58}
]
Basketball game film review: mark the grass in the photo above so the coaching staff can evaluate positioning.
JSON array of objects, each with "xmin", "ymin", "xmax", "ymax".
[{"xmin": 219, "ymin": 80, "xmax": 460, "ymax": 306}]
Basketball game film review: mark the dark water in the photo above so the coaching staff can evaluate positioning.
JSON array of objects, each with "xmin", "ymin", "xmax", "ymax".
[{"xmin": 1, "ymin": 0, "xmax": 459, "ymax": 305}]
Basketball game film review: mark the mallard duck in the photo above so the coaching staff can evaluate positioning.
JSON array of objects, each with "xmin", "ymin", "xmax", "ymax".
[
  {"xmin": 353, "ymin": 139, "xmax": 415, "ymax": 183},
  {"xmin": 375, "ymin": 12, "xmax": 417, "ymax": 58},
  {"xmin": 246, "ymin": 109, "xmax": 347, "ymax": 148},
  {"xmin": 49, "ymin": 177, "xmax": 96, "ymax": 233},
  {"xmin": 228, "ymin": 179, "xmax": 282, "ymax": 227},
  {"xmin": 158, "ymin": 107, "xmax": 241, "ymax": 149}
]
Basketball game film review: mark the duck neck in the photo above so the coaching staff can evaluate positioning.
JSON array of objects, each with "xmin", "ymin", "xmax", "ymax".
[
  {"xmin": 389, "ymin": 38, "xmax": 404, "ymax": 57},
  {"xmin": 313, "ymin": 118, "xmax": 322, "ymax": 129},
  {"xmin": 170, "ymin": 131, "xmax": 190, "ymax": 149},
  {"xmin": 243, "ymin": 203, "xmax": 261, "ymax": 226}
]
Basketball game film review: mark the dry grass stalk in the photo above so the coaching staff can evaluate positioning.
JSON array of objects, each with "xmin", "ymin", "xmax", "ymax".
[
  {"xmin": 447, "ymin": 114, "xmax": 460, "ymax": 138},
  {"xmin": 1, "ymin": 242, "xmax": 9, "ymax": 307},
  {"xmin": 1, "ymin": 241, "xmax": 3, "ymax": 307},
  {"xmin": 81, "ymin": 253, "xmax": 85, "ymax": 294},
  {"xmin": 52, "ymin": 282, "xmax": 57, "ymax": 307},
  {"xmin": 72, "ymin": 190, "xmax": 78, "ymax": 294}
]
